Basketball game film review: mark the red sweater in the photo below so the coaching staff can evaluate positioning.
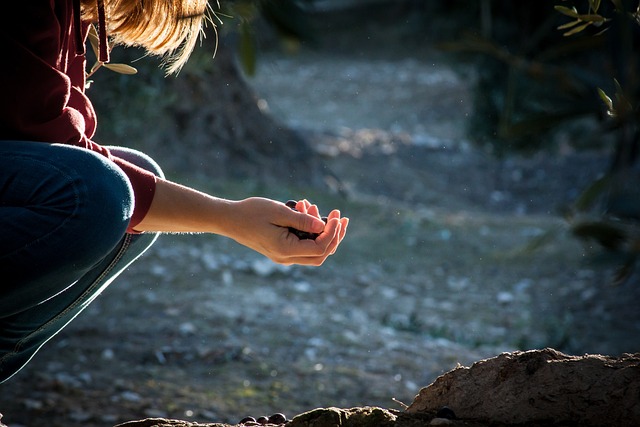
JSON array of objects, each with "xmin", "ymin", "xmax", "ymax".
[{"xmin": 0, "ymin": 1, "xmax": 156, "ymax": 233}]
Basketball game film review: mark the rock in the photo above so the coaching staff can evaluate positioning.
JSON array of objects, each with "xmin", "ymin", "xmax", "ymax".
[
  {"xmin": 115, "ymin": 350, "xmax": 640, "ymax": 427},
  {"xmin": 115, "ymin": 419, "xmax": 228, "ymax": 427},
  {"xmin": 406, "ymin": 348, "xmax": 640, "ymax": 427},
  {"xmin": 288, "ymin": 407, "xmax": 397, "ymax": 427}
]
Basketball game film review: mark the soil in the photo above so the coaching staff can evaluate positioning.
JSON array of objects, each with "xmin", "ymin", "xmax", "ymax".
[{"xmin": 1, "ymin": 23, "xmax": 639, "ymax": 427}]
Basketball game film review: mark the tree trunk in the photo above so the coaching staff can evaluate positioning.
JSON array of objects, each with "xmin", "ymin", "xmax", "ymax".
[
  {"xmin": 92, "ymin": 36, "xmax": 325, "ymax": 187},
  {"xmin": 165, "ymin": 38, "xmax": 324, "ymax": 186}
]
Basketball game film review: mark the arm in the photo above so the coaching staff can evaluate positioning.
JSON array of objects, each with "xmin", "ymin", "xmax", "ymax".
[{"xmin": 134, "ymin": 178, "xmax": 349, "ymax": 266}]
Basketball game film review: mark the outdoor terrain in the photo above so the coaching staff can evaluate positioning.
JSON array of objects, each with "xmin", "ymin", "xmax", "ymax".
[{"xmin": 1, "ymin": 18, "xmax": 638, "ymax": 427}]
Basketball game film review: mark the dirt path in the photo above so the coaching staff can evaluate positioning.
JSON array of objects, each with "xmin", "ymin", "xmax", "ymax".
[{"xmin": 1, "ymin": 46, "xmax": 637, "ymax": 427}]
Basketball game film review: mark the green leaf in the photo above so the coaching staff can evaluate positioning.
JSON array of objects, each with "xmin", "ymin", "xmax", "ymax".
[
  {"xmin": 574, "ymin": 13, "xmax": 607, "ymax": 22},
  {"xmin": 89, "ymin": 60, "xmax": 102, "ymax": 75},
  {"xmin": 613, "ymin": 78, "xmax": 624, "ymax": 94},
  {"xmin": 597, "ymin": 87, "xmax": 614, "ymax": 111},
  {"xmin": 612, "ymin": 78, "xmax": 633, "ymax": 117},
  {"xmin": 612, "ymin": 257, "xmax": 636, "ymax": 286},
  {"xmin": 558, "ymin": 19, "xmax": 582, "ymax": 30},
  {"xmin": 103, "ymin": 63, "xmax": 138, "ymax": 75},
  {"xmin": 573, "ymin": 174, "xmax": 611, "ymax": 212},
  {"xmin": 554, "ymin": 5, "xmax": 579, "ymax": 17},
  {"xmin": 563, "ymin": 22, "xmax": 591, "ymax": 36},
  {"xmin": 87, "ymin": 25, "xmax": 100, "ymax": 59}
]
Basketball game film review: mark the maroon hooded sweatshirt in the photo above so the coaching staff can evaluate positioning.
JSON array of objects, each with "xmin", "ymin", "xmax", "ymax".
[{"xmin": 0, "ymin": 0, "xmax": 157, "ymax": 233}]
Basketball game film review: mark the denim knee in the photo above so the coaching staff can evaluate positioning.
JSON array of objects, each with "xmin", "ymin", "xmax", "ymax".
[
  {"xmin": 0, "ymin": 142, "xmax": 135, "ymax": 307},
  {"xmin": 0, "ymin": 142, "xmax": 163, "ymax": 383},
  {"xmin": 46, "ymin": 144, "xmax": 135, "ymax": 261}
]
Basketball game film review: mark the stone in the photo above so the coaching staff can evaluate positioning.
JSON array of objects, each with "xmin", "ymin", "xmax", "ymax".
[{"xmin": 406, "ymin": 348, "xmax": 640, "ymax": 427}]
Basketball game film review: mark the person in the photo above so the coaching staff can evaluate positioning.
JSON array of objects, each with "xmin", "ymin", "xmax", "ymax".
[{"xmin": 0, "ymin": 0, "xmax": 349, "ymax": 383}]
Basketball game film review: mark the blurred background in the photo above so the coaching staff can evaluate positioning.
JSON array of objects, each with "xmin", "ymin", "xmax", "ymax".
[{"xmin": 1, "ymin": 1, "xmax": 639, "ymax": 426}]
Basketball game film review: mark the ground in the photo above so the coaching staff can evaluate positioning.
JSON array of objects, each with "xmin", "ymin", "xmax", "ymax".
[{"xmin": 1, "ymin": 31, "xmax": 638, "ymax": 427}]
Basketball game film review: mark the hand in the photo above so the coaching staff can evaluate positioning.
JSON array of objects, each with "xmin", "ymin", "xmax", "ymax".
[
  {"xmin": 224, "ymin": 197, "xmax": 348, "ymax": 266},
  {"xmin": 135, "ymin": 179, "xmax": 348, "ymax": 266}
]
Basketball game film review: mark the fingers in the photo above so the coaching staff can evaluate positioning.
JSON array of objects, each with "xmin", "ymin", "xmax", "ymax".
[
  {"xmin": 274, "ymin": 199, "xmax": 349, "ymax": 266},
  {"xmin": 330, "ymin": 217, "xmax": 349, "ymax": 255},
  {"xmin": 294, "ymin": 200, "xmax": 310, "ymax": 214},
  {"xmin": 321, "ymin": 210, "xmax": 348, "ymax": 254},
  {"xmin": 323, "ymin": 220, "xmax": 343, "ymax": 257},
  {"xmin": 229, "ymin": 197, "xmax": 346, "ymax": 267},
  {"xmin": 307, "ymin": 204, "xmax": 320, "ymax": 218},
  {"xmin": 291, "ymin": 210, "xmax": 325, "ymax": 235},
  {"xmin": 313, "ymin": 216, "xmax": 340, "ymax": 246},
  {"xmin": 291, "ymin": 216, "xmax": 345, "ymax": 265},
  {"xmin": 294, "ymin": 200, "xmax": 320, "ymax": 218}
]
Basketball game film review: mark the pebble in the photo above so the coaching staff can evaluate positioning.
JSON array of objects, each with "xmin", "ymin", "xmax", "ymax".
[
  {"xmin": 22, "ymin": 399, "xmax": 43, "ymax": 410},
  {"xmin": 268, "ymin": 412, "xmax": 288, "ymax": 424},
  {"xmin": 101, "ymin": 348, "xmax": 115, "ymax": 360},
  {"xmin": 179, "ymin": 321, "xmax": 197, "ymax": 335},
  {"xmin": 239, "ymin": 413, "xmax": 288, "ymax": 425},
  {"xmin": 119, "ymin": 390, "xmax": 142, "ymax": 402}
]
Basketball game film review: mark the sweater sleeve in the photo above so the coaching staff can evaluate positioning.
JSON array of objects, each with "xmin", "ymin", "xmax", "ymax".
[
  {"xmin": 0, "ymin": 0, "xmax": 156, "ymax": 233},
  {"xmin": 111, "ymin": 156, "xmax": 157, "ymax": 232}
]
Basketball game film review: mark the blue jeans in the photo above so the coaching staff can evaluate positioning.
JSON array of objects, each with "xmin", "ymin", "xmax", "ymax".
[{"xmin": 0, "ymin": 141, "xmax": 162, "ymax": 383}]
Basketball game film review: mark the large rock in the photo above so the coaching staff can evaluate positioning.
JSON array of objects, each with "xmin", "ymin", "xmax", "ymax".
[
  {"xmin": 116, "ymin": 349, "xmax": 640, "ymax": 427},
  {"xmin": 406, "ymin": 348, "xmax": 640, "ymax": 426}
]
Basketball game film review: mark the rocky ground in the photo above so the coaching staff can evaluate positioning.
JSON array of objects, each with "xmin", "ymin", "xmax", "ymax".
[{"xmin": 1, "ymin": 29, "xmax": 639, "ymax": 427}]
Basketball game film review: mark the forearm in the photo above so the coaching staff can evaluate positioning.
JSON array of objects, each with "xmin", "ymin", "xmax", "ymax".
[
  {"xmin": 133, "ymin": 178, "xmax": 233, "ymax": 235},
  {"xmin": 133, "ymin": 178, "xmax": 348, "ymax": 266},
  {"xmin": 134, "ymin": 178, "xmax": 326, "ymax": 237}
]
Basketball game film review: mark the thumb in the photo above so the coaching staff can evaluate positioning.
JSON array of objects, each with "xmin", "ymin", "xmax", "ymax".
[{"xmin": 289, "ymin": 209, "xmax": 325, "ymax": 234}]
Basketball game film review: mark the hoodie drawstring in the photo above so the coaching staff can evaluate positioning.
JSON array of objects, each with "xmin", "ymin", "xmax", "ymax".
[
  {"xmin": 96, "ymin": 0, "xmax": 110, "ymax": 63},
  {"xmin": 73, "ymin": 0, "xmax": 84, "ymax": 55},
  {"xmin": 72, "ymin": 0, "xmax": 110, "ymax": 63}
]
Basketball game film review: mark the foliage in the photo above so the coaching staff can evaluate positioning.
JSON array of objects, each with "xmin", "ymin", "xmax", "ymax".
[
  {"xmin": 439, "ymin": 2, "xmax": 604, "ymax": 154},
  {"xmin": 84, "ymin": 24, "xmax": 138, "ymax": 85},
  {"xmin": 555, "ymin": 1, "xmax": 610, "ymax": 36},
  {"xmin": 555, "ymin": 0, "xmax": 639, "ymax": 123},
  {"xmin": 554, "ymin": 0, "xmax": 640, "ymax": 284},
  {"xmin": 208, "ymin": 0, "xmax": 316, "ymax": 76},
  {"xmin": 453, "ymin": 1, "xmax": 640, "ymax": 284}
]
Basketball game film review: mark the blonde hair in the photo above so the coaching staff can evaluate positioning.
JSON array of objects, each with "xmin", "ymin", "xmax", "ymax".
[{"xmin": 81, "ymin": 0, "xmax": 213, "ymax": 74}]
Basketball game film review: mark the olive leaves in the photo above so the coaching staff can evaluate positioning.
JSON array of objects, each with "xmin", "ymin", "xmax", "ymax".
[
  {"xmin": 553, "ymin": 1, "xmax": 640, "ymax": 285},
  {"xmin": 556, "ymin": 1, "xmax": 638, "ymax": 119},
  {"xmin": 555, "ymin": 0, "xmax": 640, "ymax": 36},
  {"xmin": 554, "ymin": 0, "xmax": 609, "ymax": 36},
  {"xmin": 85, "ymin": 24, "xmax": 137, "ymax": 85},
  {"xmin": 597, "ymin": 79, "xmax": 634, "ymax": 120}
]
